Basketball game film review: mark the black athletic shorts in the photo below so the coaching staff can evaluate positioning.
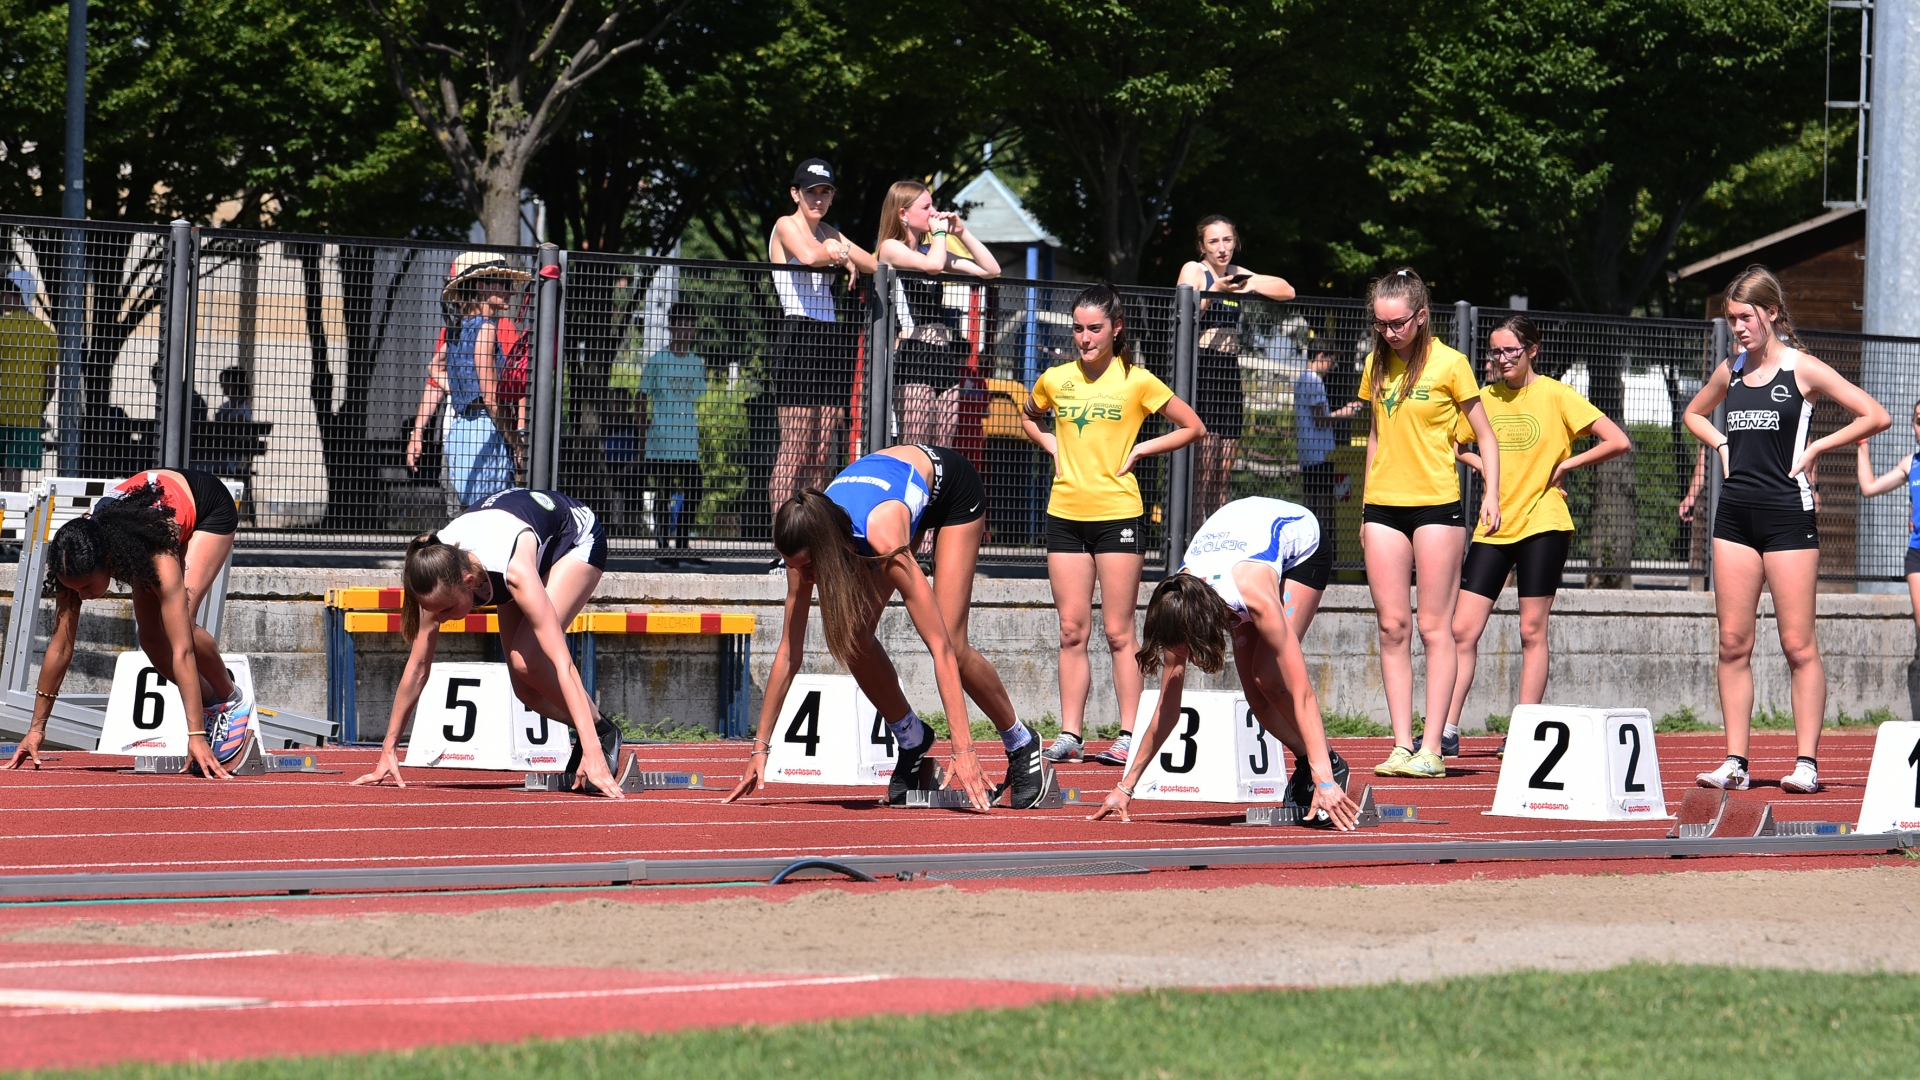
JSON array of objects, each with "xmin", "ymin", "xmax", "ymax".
[
  {"xmin": 1712, "ymin": 501, "xmax": 1818, "ymax": 553},
  {"xmin": 1461, "ymin": 530, "xmax": 1571, "ymax": 599},
  {"xmin": 771, "ymin": 314, "xmax": 856, "ymax": 410},
  {"xmin": 1284, "ymin": 539, "xmax": 1332, "ymax": 592},
  {"xmin": 1046, "ymin": 514, "xmax": 1143, "ymax": 555},
  {"xmin": 1195, "ymin": 347, "xmax": 1244, "ymax": 440},
  {"xmin": 1907, "ymin": 548, "xmax": 1920, "ymax": 577},
  {"xmin": 916, "ymin": 445, "xmax": 987, "ymax": 533},
  {"xmin": 180, "ymin": 468, "xmax": 239, "ymax": 537},
  {"xmin": 1362, "ymin": 502, "xmax": 1463, "ymax": 539}
]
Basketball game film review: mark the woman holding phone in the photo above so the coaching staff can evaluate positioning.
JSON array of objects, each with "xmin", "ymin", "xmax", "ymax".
[{"xmin": 875, "ymin": 180, "xmax": 1000, "ymax": 446}]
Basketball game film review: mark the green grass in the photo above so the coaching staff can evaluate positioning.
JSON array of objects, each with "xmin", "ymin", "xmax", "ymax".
[
  {"xmin": 612, "ymin": 715, "xmax": 720, "ymax": 743},
  {"xmin": 1483, "ymin": 714, "xmax": 1511, "ymax": 734},
  {"xmin": 1656, "ymin": 705, "xmax": 1717, "ymax": 734},
  {"xmin": 28, "ymin": 965, "xmax": 1920, "ymax": 1080}
]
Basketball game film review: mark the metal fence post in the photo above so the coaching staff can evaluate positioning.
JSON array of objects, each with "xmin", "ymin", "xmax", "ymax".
[
  {"xmin": 1704, "ymin": 317, "xmax": 1730, "ymax": 586},
  {"xmin": 529, "ymin": 243, "xmax": 561, "ymax": 491},
  {"xmin": 867, "ymin": 264, "xmax": 897, "ymax": 453},
  {"xmin": 1453, "ymin": 299, "xmax": 1474, "ymax": 356},
  {"xmin": 1457, "ymin": 303, "xmax": 1479, "ymax": 517},
  {"xmin": 1165, "ymin": 283, "xmax": 1198, "ymax": 571},
  {"xmin": 159, "ymin": 219, "xmax": 197, "ymax": 470},
  {"xmin": 55, "ymin": 227, "xmax": 83, "ymax": 474}
]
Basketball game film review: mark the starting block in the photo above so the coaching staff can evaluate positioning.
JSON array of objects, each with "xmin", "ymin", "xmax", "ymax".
[
  {"xmin": 900, "ymin": 783, "xmax": 1085, "ymax": 810},
  {"xmin": 1244, "ymin": 785, "xmax": 1396, "ymax": 828},
  {"xmin": 523, "ymin": 749, "xmax": 644, "ymax": 793},
  {"xmin": 1490, "ymin": 705, "xmax": 1670, "ymax": 821},
  {"xmin": 1131, "ymin": 690, "xmax": 1296, "ymax": 803},
  {"xmin": 1856, "ymin": 720, "xmax": 1920, "ymax": 834},
  {"xmin": 134, "ymin": 731, "xmax": 335, "ymax": 775},
  {"xmin": 762, "ymin": 674, "xmax": 899, "ymax": 787}
]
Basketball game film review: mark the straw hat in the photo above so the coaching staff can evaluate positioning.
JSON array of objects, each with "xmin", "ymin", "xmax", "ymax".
[{"xmin": 443, "ymin": 252, "xmax": 531, "ymax": 302}]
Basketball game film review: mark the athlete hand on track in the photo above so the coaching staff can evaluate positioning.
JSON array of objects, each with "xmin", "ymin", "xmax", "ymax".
[
  {"xmin": 1087, "ymin": 786, "xmax": 1131, "ymax": 822},
  {"xmin": 184, "ymin": 736, "xmax": 232, "ymax": 780},
  {"xmin": 725, "ymin": 752, "xmax": 767, "ymax": 802},
  {"xmin": 573, "ymin": 758, "xmax": 626, "ymax": 800},
  {"xmin": 351, "ymin": 748, "xmax": 407, "ymax": 788},
  {"xmin": 1311, "ymin": 781, "xmax": 1361, "ymax": 832},
  {"xmin": 5, "ymin": 730, "xmax": 45, "ymax": 770},
  {"xmin": 945, "ymin": 749, "xmax": 993, "ymax": 812}
]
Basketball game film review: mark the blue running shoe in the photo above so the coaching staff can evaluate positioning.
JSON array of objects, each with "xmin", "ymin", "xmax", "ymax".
[{"xmin": 206, "ymin": 687, "xmax": 256, "ymax": 764}]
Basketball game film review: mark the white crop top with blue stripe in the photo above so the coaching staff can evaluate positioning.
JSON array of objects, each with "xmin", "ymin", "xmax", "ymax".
[
  {"xmin": 1179, "ymin": 497, "xmax": 1321, "ymax": 621},
  {"xmin": 825, "ymin": 453, "xmax": 930, "ymax": 555}
]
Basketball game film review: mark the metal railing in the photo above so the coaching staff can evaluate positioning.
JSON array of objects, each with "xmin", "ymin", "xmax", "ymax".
[{"xmin": 7, "ymin": 209, "xmax": 1920, "ymax": 582}]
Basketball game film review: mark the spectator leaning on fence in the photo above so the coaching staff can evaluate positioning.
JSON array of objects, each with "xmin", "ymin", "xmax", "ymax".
[
  {"xmin": 440, "ymin": 256, "xmax": 531, "ymax": 508},
  {"xmin": 1176, "ymin": 216, "xmax": 1297, "ymax": 519},
  {"xmin": 875, "ymin": 179, "xmax": 1001, "ymax": 447},
  {"xmin": 1293, "ymin": 339, "xmax": 1361, "ymax": 582},
  {"xmin": 767, "ymin": 159, "xmax": 877, "ymax": 531},
  {"xmin": 406, "ymin": 255, "xmax": 525, "ymax": 496},
  {"xmin": 1024, "ymin": 284, "xmax": 1205, "ymax": 770},
  {"xmin": 1358, "ymin": 268, "xmax": 1501, "ymax": 781},
  {"xmin": 639, "ymin": 302, "xmax": 706, "ymax": 562},
  {"xmin": 0, "ymin": 270, "xmax": 54, "ymax": 490},
  {"xmin": 1685, "ymin": 265, "xmax": 1888, "ymax": 797},
  {"xmin": 1446, "ymin": 316, "xmax": 1631, "ymax": 755},
  {"xmin": 1855, "ymin": 400, "xmax": 1920, "ymax": 638}
]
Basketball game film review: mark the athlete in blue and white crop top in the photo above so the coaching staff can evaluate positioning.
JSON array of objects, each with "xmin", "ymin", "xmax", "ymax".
[
  {"xmin": 1179, "ymin": 497, "xmax": 1322, "ymax": 621},
  {"xmin": 823, "ymin": 445, "xmax": 985, "ymax": 555}
]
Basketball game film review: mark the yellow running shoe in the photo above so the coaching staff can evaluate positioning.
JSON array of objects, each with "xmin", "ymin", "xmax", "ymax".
[
  {"xmin": 1373, "ymin": 745, "xmax": 1415, "ymax": 777},
  {"xmin": 1401, "ymin": 749, "xmax": 1447, "ymax": 778}
]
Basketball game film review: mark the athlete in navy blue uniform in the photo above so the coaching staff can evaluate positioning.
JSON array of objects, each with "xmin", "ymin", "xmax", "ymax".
[
  {"xmin": 1684, "ymin": 267, "xmax": 1887, "ymax": 796},
  {"xmin": 1855, "ymin": 399, "xmax": 1920, "ymax": 658},
  {"xmin": 727, "ymin": 445, "xmax": 1051, "ymax": 810},
  {"xmin": 355, "ymin": 489, "xmax": 621, "ymax": 797}
]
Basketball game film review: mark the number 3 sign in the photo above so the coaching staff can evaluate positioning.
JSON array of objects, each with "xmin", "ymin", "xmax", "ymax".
[
  {"xmin": 96, "ymin": 651, "xmax": 256, "ymax": 755},
  {"xmin": 1490, "ymin": 705, "xmax": 1669, "ymax": 821}
]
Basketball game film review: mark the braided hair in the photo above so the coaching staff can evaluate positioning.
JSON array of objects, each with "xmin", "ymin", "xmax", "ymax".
[{"xmin": 45, "ymin": 483, "xmax": 182, "ymax": 594}]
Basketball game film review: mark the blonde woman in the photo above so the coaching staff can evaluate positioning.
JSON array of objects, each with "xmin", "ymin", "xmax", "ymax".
[{"xmin": 875, "ymin": 180, "xmax": 1000, "ymax": 446}]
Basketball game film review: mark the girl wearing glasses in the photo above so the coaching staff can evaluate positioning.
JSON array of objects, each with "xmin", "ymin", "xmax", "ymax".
[
  {"xmin": 1685, "ymin": 266, "xmax": 1887, "ymax": 795},
  {"xmin": 1854, "ymin": 400, "xmax": 1920, "ymax": 642},
  {"xmin": 1359, "ymin": 269, "xmax": 1501, "ymax": 780},
  {"xmin": 1445, "ymin": 316, "xmax": 1631, "ymax": 753}
]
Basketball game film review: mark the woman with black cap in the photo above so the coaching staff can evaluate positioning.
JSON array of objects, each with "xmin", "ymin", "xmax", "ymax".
[{"xmin": 767, "ymin": 159, "xmax": 878, "ymax": 530}]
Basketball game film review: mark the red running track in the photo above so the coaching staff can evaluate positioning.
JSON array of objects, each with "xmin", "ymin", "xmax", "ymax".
[
  {"xmin": 0, "ymin": 732, "xmax": 1892, "ymax": 885},
  {"xmin": 0, "ymin": 943, "xmax": 1089, "ymax": 1071}
]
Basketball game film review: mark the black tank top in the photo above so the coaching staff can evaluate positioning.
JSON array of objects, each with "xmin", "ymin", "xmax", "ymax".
[
  {"xmin": 1720, "ymin": 349, "xmax": 1813, "ymax": 511},
  {"xmin": 1199, "ymin": 269, "xmax": 1242, "ymax": 338}
]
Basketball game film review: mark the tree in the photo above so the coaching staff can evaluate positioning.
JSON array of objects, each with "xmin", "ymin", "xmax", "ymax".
[{"xmin": 362, "ymin": 0, "xmax": 694, "ymax": 246}]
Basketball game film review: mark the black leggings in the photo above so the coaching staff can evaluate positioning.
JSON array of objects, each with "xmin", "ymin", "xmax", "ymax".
[{"xmin": 1460, "ymin": 530, "xmax": 1571, "ymax": 599}]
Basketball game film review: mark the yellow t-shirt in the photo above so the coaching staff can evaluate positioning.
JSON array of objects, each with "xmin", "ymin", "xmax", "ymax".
[
  {"xmin": 1030, "ymin": 358, "xmax": 1174, "ymax": 521},
  {"xmin": 1453, "ymin": 375, "xmax": 1604, "ymax": 543},
  {"xmin": 1358, "ymin": 340, "xmax": 1480, "ymax": 506},
  {"xmin": 0, "ymin": 310, "xmax": 56, "ymax": 431}
]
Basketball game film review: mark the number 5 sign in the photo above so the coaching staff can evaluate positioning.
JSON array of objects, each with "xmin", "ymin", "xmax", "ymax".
[
  {"xmin": 96, "ymin": 651, "xmax": 256, "ymax": 755},
  {"xmin": 1490, "ymin": 705, "xmax": 1669, "ymax": 821},
  {"xmin": 402, "ymin": 662, "xmax": 559, "ymax": 772}
]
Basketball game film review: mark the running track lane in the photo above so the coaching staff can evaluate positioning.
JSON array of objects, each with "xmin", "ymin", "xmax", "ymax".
[
  {"xmin": 0, "ymin": 734, "xmax": 1888, "ymax": 884},
  {"xmin": 0, "ymin": 943, "xmax": 1092, "ymax": 1071}
]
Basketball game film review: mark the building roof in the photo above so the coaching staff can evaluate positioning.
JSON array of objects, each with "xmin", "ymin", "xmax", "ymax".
[
  {"xmin": 953, "ymin": 170, "xmax": 1061, "ymax": 247},
  {"xmin": 1675, "ymin": 207, "xmax": 1864, "ymax": 287}
]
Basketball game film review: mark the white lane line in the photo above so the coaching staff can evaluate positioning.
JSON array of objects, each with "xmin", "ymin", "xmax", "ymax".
[
  {"xmin": 0, "ymin": 950, "xmax": 281, "ymax": 970},
  {"xmin": 0, "ymin": 989, "xmax": 268, "ymax": 1012}
]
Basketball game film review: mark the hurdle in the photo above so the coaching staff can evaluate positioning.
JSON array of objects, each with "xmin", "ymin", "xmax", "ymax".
[
  {"xmin": 0, "ymin": 477, "xmax": 334, "ymax": 751},
  {"xmin": 324, "ymin": 588, "xmax": 755, "ymax": 744}
]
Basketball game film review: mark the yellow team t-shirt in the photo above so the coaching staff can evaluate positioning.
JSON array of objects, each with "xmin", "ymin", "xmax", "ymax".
[
  {"xmin": 1031, "ymin": 359, "xmax": 1174, "ymax": 521},
  {"xmin": 1453, "ymin": 375, "xmax": 1604, "ymax": 543},
  {"xmin": 1358, "ymin": 340, "xmax": 1480, "ymax": 506}
]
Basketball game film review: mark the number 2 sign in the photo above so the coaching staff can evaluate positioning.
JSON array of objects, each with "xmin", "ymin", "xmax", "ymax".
[{"xmin": 1490, "ymin": 705, "xmax": 1669, "ymax": 821}]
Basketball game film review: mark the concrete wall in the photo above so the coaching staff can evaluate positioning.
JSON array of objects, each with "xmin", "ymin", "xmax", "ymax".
[{"xmin": 8, "ymin": 570, "xmax": 1916, "ymax": 739}]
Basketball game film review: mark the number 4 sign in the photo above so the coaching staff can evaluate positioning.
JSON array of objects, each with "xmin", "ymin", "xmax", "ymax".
[
  {"xmin": 763, "ymin": 674, "xmax": 897, "ymax": 786},
  {"xmin": 1490, "ymin": 705, "xmax": 1669, "ymax": 821},
  {"xmin": 96, "ymin": 651, "xmax": 256, "ymax": 755},
  {"xmin": 1854, "ymin": 720, "xmax": 1920, "ymax": 834}
]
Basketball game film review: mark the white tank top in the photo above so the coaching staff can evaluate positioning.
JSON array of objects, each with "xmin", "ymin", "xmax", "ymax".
[
  {"xmin": 1179, "ymin": 497, "xmax": 1321, "ymax": 621},
  {"xmin": 773, "ymin": 256, "xmax": 835, "ymax": 322}
]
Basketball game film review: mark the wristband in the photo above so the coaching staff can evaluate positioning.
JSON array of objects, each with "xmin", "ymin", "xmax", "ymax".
[
  {"xmin": 1115, "ymin": 782, "xmax": 1134, "ymax": 798},
  {"xmin": 187, "ymin": 729, "xmax": 207, "ymax": 737},
  {"xmin": 1317, "ymin": 779, "xmax": 1338, "ymax": 789},
  {"xmin": 35, "ymin": 689, "xmax": 55, "ymax": 701}
]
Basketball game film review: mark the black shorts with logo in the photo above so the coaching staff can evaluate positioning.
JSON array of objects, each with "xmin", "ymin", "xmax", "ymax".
[
  {"xmin": 1712, "ymin": 501, "xmax": 1818, "ymax": 553},
  {"xmin": 1046, "ymin": 514, "xmax": 1143, "ymax": 555}
]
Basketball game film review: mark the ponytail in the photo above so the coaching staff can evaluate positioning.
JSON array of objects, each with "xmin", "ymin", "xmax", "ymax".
[
  {"xmin": 1724, "ymin": 264, "xmax": 1807, "ymax": 352},
  {"xmin": 401, "ymin": 532, "xmax": 470, "ymax": 642},
  {"xmin": 1366, "ymin": 267, "xmax": 1434, "ymax": 402}
]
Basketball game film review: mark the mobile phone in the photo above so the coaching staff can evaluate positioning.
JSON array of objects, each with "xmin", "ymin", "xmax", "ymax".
[{"xmin": 1224, "ymin": 272, "xmax": 1252, "ymax": 287}]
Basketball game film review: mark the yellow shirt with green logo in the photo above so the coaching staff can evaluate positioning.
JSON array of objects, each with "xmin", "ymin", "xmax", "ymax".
[
  {"xmin": 0, "ymin": 310, "xmax": 55, "ymax": 430},
  {"xmin": 1031, "ymin": 358, "xmax": 1174, "ymax": 521},
  {"xmin": 1452, "ymin": 375, "xmax": 1603, "ymax": 543},
  {"xmin": 1358, "ymin": 340, "xmax": 1480, "ymax": 506}
]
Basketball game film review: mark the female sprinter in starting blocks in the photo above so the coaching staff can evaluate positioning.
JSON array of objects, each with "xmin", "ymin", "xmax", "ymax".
[
  {"xmin": 726, "ymin": 444, "xmax": 1050, "ymax": 811},
  {"xmin": 1089, "ymin": 497, "xmax": 1361, "ymax": 828},
  {"xmin": 353, "ymin": 488, "xmax": 623, "ymax": 798},
  {"xmin": 6, "ymin": 470, "xmax": 251, "ymax": 776}
]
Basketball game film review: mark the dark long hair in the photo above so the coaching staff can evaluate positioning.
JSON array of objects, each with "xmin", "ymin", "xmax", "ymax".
[
  {"xmin": 1194, "ymin": 214, "xmax": 1237, "ymax": 257},
  {"xmin": 45, "ymin": 483, "xmax": 181, "ymax": 595},
  {"xmin": 401, "ymin": 532, "xmax": 471, "ymax": 642},
  {"xmin": 1136, "ymin": 573, "xmax": 1233, "ymax": 676},
  {"xmin": 1071, "ymin": 283, "xmax": 1133, "ymax": 374},
  {"xmin": 1366, "ymin": 267, "xmax": 1434, "ymax": 402},
  {"xmin": 773, "ymin": 490, "xmax": 909, "ymax": 666}
]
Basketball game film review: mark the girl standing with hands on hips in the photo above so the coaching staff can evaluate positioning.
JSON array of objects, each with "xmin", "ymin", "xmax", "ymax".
[
  {"xmin": 1025, "ymin": 285, "xmax": 1206, "ymax": 768},
  {"xmin": 1360, "ymin": 268, "xmax": 1501, "ymax": 780},
  {"xmin": 1446, "ymin": 316, "xmax": 1631, "ymax": 751},
  {"xmin": 1686, "ymin": 266, "xmax": 1888, "ymax": 794}
]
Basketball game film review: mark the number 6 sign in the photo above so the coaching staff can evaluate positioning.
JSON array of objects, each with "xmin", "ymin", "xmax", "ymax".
[{"xmin": 96, "ymin": 651, "xmax": 256, "ymax": 755}]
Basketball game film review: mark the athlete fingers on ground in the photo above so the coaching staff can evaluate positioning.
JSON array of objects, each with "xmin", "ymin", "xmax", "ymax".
[
  {"xmin": 724, "ymin": 773, "xmax": 758, "ymax": 802},
  {"xmin": 5, "ymin": 748, "xmax": 36, "ymax": 770}
]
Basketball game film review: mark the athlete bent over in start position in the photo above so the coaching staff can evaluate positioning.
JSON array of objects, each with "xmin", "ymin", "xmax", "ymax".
[
  {"xmin": 354, "ymin": 488, "xmax": 623, "ymax": 798},
  {"xmin": 1089, "ymin": 497, "xmax": 1360, "ymax": 829}
]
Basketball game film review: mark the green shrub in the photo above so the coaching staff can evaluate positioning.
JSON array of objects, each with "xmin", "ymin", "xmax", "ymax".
[
  {"xmin": 1655, "ymin": 705, "xmax": 1716, "ymax": 733},
  {"xmin": 1483, "ymin": 714, "xmax": 1510, "ymax": 734},
  {"xmin": 1322, "ymin": 711, "xmax": 1392, "ymax": 737},
  {"xmin": 614, "ymin": 714, "xmax": 720, "ymax": 742}
]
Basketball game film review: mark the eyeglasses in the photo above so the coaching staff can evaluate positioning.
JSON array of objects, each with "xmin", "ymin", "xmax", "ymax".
[
  {"xmin": 1486, "ymin": 346, "xmax": 1527, "ymax": 361},
  {"xmin": 1372, "ymin": 311, "xmax": 1419, "ymax": 333}
]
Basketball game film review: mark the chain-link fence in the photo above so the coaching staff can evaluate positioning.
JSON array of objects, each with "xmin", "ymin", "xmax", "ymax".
[{"xmin": 8, "ymin": 209, "xmax": 1920, "ymax": 582}]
